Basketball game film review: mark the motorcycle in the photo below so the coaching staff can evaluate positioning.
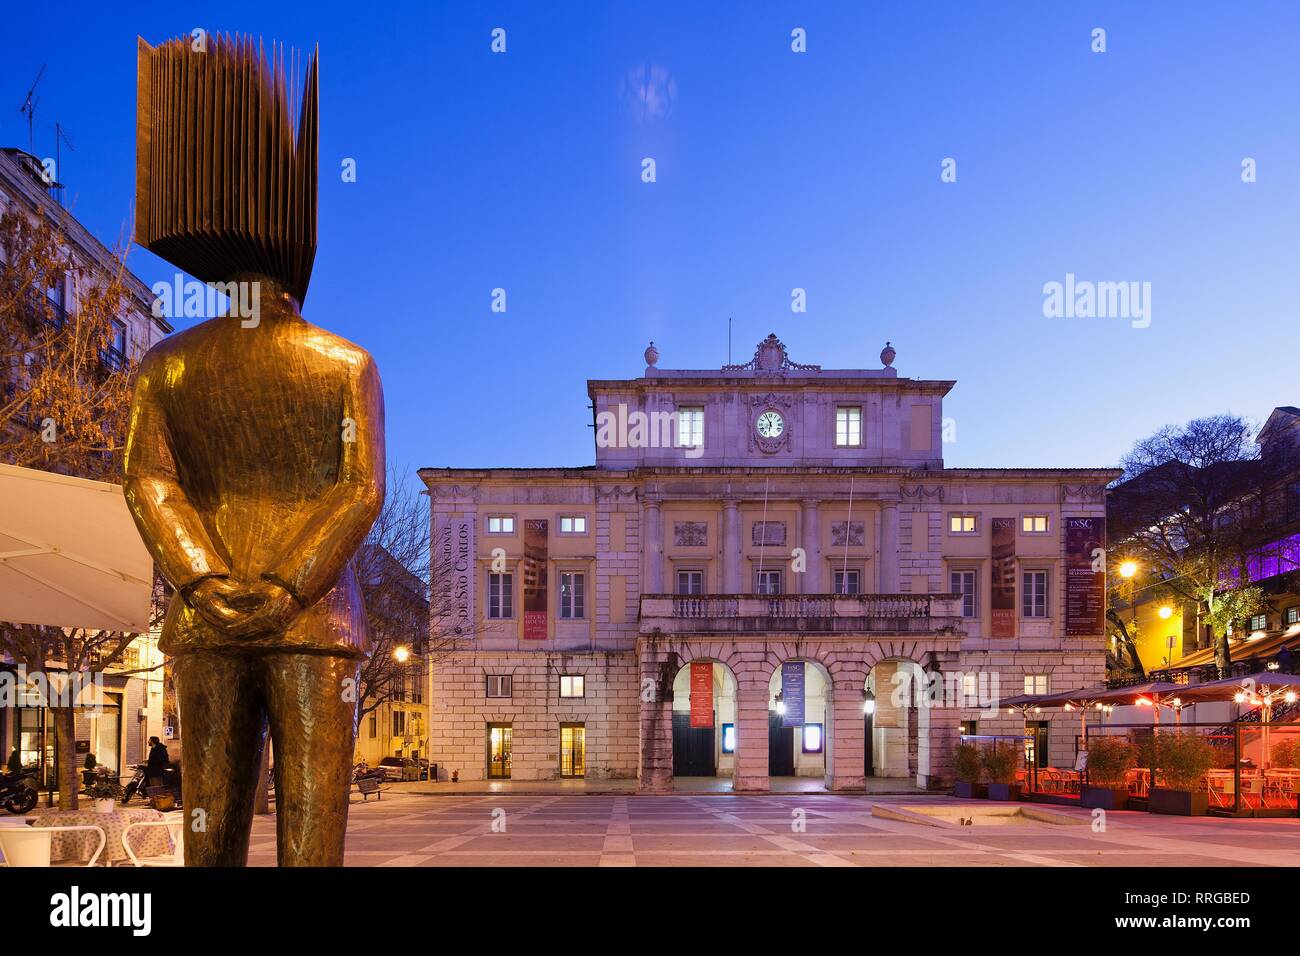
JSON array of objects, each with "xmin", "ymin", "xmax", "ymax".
[
  {"xmin": 121, "ymin": 763, "xmax": 182, "ymax": 808},
  {"xmin": 1, "ymin": 767, "xmax": 39, "ymax": 815}
]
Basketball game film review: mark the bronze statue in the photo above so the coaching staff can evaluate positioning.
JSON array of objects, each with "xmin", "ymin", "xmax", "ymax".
[{"xmin": 123, "ymin": 35, "xmax": 384, "ymax": 866}]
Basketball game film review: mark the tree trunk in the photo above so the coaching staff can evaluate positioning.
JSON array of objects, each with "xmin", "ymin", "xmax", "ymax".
[{"xmin": 52, "ymin": 706, "xmax": 78, "ymax": 811}]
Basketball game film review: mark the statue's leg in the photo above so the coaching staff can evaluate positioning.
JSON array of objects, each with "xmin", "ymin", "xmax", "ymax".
[
  {"xmin": 260, "ymin": 652, "xmax": 359, "ymax": 867},
  {"xmin": 174, "ymin": 652, "xmax": 266, "ymax": 866}
]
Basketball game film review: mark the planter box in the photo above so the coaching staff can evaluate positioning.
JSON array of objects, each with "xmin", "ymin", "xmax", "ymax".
[
  {"xmin": 1148, "ymin": 787, "xmax": 1208, "ymax": 816},
  {"xmin": 986, "ymin": 782, "xmax": 1022, "ymax": 801},
  {"xmin": 953, "ymin": 781, "xmax": 986, "ymax": 799},
  {"xmin": 1080, "ymin": 785, "xmax": 1129, "ymax": 811}
]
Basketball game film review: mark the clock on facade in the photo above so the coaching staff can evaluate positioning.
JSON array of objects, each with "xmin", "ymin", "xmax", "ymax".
[{"xmin": 756, "ymin": 410, "xmax": 785, "ymax": 439}]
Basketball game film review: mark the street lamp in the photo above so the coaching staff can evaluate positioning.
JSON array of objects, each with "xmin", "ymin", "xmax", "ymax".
[
  {"xmin": 1118, "ymin": 560, "xmax": 1138, "ymax": 579},
  {"xmin": 1158, "ymin": 606, "xmax": 1173, "ymax": 620},
  {"xmin": 393, "ymin": 645, "xmax": 411, "ymax": 664},
  {"xmin": 863, "ymin": 689, "xmax": 875, "ymax": 779}
]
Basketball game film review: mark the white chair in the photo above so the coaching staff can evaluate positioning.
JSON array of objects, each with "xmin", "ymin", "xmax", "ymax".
[
  {"xmin": 122, "ymin": 816, "xmax": 184, "ymax": 867},
  {"xmin": 0, "ymin": 825, "xmax": 106, "ymax": 867}
]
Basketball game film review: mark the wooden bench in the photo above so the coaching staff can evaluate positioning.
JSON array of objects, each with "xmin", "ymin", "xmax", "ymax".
[{"xmin": 357, "ymin": 777, "xmax": 383, "ymax": 801}]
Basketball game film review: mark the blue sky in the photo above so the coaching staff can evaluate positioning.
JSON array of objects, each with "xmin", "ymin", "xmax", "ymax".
[{"xmin": 5, "ymin": 2, "xmax": 1299, "ymax": 488}]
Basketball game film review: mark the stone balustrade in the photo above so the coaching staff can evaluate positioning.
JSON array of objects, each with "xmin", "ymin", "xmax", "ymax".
[{"xmin": 639, "ymin": 592, "xmax": 965, "ymax": 635}]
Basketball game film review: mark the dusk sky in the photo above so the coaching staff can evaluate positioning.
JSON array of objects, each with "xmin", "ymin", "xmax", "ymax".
[{"xmin": 5, "ymin": 2, "xmax": 1299, "ymax": 488}]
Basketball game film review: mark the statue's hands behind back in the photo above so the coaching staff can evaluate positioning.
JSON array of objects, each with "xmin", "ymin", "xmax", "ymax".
[{"xmin": 188, "ymin": 578, "xmax": 303, "ymax": 638}]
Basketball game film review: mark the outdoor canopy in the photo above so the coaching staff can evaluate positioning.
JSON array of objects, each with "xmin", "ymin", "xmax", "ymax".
[
  {"xmin": 0, "ymin": 463, "xmax": 154, "ymax": 633},
  {"xmin": 1172, "ymin": 672, "xmax": 1300, "ymax": 705}
]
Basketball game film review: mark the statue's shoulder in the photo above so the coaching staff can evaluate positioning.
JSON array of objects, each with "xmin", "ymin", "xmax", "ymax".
[{"xmin": 300, "ymin": 323, "xmax": 379, "ymax": 378}]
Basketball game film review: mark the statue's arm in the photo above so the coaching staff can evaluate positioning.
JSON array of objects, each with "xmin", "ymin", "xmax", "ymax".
[
  {"xmin": 123, "ymin": 352, "xmax": 232, "ymax": 590},
  {"xmin": 263, "ymin": 354, "xmax": 386, "ymax": 608}
]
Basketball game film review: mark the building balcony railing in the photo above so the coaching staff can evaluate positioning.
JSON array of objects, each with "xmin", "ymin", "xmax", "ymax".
[{"xmin": 638, "ymin": 592, "xmax": 965, "ymax": 636}]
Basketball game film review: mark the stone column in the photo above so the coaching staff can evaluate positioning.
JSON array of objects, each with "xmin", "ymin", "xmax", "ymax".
[
  {"xmin": 800, "ymin": 498, "xmax": 822, "ymax": 593},
  {"xmin": 732, "ymin": 676, "xmax": 770, "ymax": 791},
  {"xmin": 721, "ymin": 498, "xmax": 742, "ymax": 593},
  {"xmin": 879, "ymin": 502, "xmax": 899, "ymax": 592},
  {"xmin": 643, "ymin": 497, "xmax": 663, "ymax": 593},
  {"xmin": 637, "ymin": 644, "xmax": 674, "ymax": 791},
  {"xmin": 825, "ymin": 677, "xmax": 866, "ymax": 791},
  {"xmin": 918, "ymin": 651, "xmax": 961, "ymax": 789}
]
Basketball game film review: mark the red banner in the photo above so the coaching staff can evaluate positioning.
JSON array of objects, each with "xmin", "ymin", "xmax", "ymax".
[
  {"xmin": 523, "ymin": 518, "xmax": 548, "ymax": 640},
  {"xmin": 991, "ymin": 517, "xmax": 1016, "ymax": 638},
  {"xmin": 689, "ymin": 661, "xmax": 713, "ymax": 728}
]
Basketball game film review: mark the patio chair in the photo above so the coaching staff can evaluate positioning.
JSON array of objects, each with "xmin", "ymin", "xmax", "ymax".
[
  {"xmin": 122, "ymin": 814, "xmax": 184, "ymax": 867},
  {"xmin": 0, "ymin": 825, "xmax": 106, "ymax": 867},
  {"xmin": 1240, "ymin": 775, "xmax": 1265, "ymax": 810}
]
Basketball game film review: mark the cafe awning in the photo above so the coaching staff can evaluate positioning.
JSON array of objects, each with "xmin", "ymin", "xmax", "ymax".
[{"xmin": 0, "ymin": 463, "xmax": 153, "ymax": 633}]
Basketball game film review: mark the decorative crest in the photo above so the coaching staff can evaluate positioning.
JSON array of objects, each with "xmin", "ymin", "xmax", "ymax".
[{"xmin": 722, "ymin": 333, "xmax": 821, "ymax": 374}]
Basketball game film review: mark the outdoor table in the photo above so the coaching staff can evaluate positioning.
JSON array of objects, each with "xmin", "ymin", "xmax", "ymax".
[
  {"xmin": 31, "ymin": 807, "xmax": 170, "ymax": 866},
  {"xmin": 1126, "ymin": 768, "xmax": 1151, "ymax": 796}
]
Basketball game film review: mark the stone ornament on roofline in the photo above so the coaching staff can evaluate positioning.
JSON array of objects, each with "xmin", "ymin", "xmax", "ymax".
[{"xmin": 722, "ymin": 333, "xmax": 821, "ymax": 374}]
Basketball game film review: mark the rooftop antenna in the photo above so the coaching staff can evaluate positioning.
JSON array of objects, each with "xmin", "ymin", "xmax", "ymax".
[
  {"xmin": 54, "ymin": 121, "xmax": 74, "ymax": 203},
  {"xmin": 19, "ymin": 64, "xmax": 46, "ymax": 155},
  {"xmin": 728, "ymin": 316, "xmax": 732, "ymax": 364}
]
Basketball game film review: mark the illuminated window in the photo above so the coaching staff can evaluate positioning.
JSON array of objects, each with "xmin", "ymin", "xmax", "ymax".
[
  {"xmin": 1249, "ymin": 613, "xmax": 1268, "ymax": 632},
  {"xmin": 950, "ymin": 570, "xmax": 977, "ymax": 617},
  {"xmin": 721, "ymin": 723, "xmax": 736, "ymax": 753},
  {"xmin": 1021, "ymin": 514, "xmax": 1050, "ymax": 534},
  {"xmin": 1286, "ymin": 607, "xmax": 1300, "ymax": 627},
  {"xmin": 559, "ymin": 515, "xmax": 587, "ymax": 534},
  {"xmin": 833, "ymin": 569, "xmax": 860, "ymax": 594},
  {"xmin": 962, "ymin": 673, "xmax": 978, "ymax": 700},
  {"xmin": 487, "ymin": 515, "xmax": 515, "ymax": 534},
  {"xmin": 1022, "ymin": 571, "xmax": 1049, "ymax": 618},
  {"xmin": 835, "ymin": 406, "xmax": 862, "ymax": 447},
  {"xmin": 949, "ymin": 514, "xmax": 978, "ymax": 534},
  {"xmin": 559, "ymin": 674, "xmax": 585, "ymax": 698},
  {"xmin": 802, "ymin": 724, "xmax": 824, "ymax": 754},
  {"xmin": 677, "ymin": 406, "xmax": 704, "ymax": 448},
  {"xmin": 560, "ymin": 572, "xmax": 585, "ymax": 619},
  {"xmin": 1024, "ymin": 674, "xmax": 1049, "ymax": 695}
]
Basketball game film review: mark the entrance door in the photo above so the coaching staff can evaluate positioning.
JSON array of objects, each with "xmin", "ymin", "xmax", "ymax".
[
  {"xmin": 672, "ymin": 713, "xmax": 716, "ymax": 777},
  {"xmin": 488, "ymin": 724, "xmax": 512, "ymax": 779},
  {"xmin": 1026, "ymin": 721, "xmax": 1049, "ymax": 769},
  {"xmin": 768, "ymin": 712, "xmax": 795, "ymax": 776},
  {"xmin": 560, "ymin": 724, "xmax": 586, "ymax": 777}
]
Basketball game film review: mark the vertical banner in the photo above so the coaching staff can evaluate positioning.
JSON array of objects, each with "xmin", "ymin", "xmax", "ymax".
[
  {"xmin": 991, "ymin": 517, "xmax": 1016, "ymax": 638},
  {"xmin": 433, "ymin": 515, "xmax": 475, "ymax": 638},
  {"xmin": 523, "ymin": 518, "xmax": 548, "ymax": 640},
  {"xmin": 781, "ymin": 660, "xmax": 805, "ymax": 727},
  {"xmin": 689, "ymin": 661, "xmax": 714, "ymax": 728},
  {"xmin": 1065, "ymin": 516, "xmax": 1106, "ymax": 636}
]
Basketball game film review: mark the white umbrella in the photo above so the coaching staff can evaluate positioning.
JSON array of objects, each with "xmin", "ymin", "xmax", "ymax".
[{"xmin": 0, "ymin": 463, "xmax": 153, "ymax": 633}]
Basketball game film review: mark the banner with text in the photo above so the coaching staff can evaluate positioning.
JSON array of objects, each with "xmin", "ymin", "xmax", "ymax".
[
  {"xmin": 781, "ymin": 660, "xmax": 805, "ymax": 727},
  {"xmin": 991, "ymin": 517, "xmax": 1016, "ymax": 638},
  {"xmin": 1065, "ymin": 516, "xmax": 1106, "ymax": 637},
  {"xmin": 690, "ymin": 661, "xmax": 714, "ymax": 728},
  {"xmin": 523, "ymin": 518, "xmax": 548, "ymax": 640},
  {"xmin": 433, "ymin": 514, "xmax": 475, "ymax": 639}
]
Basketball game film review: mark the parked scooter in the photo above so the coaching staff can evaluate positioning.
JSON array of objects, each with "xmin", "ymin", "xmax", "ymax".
[
  {"xmin": 1, "ymin": 766, "xmax": 39, "ymax": 815},
  {"xmin": 121, "ymin": 762, "xmax": 182, "ymax": 808}
]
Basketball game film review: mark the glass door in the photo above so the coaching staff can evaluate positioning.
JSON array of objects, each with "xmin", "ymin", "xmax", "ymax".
[
  {"xmin": 560, "ymin": 724, "xmax": 585, "ymax": 777},
  {"xmin": 488, "ymin": 724, "xmax": 512, "ymax": 779}
]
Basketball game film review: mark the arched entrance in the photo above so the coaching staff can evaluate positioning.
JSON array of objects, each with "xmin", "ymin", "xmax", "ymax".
[
  {"xmin": 767, "ymin": 659, "xmax": 832, "ymax": 785},
  {"xmin": 670, "ymin": 660, "xmax": 737, "ymax": 786},
  {"xmin": 865, "ymin": 658, "xmax": 928, "ymax": 780}
]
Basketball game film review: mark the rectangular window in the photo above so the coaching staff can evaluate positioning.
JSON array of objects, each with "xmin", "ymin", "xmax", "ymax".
[
  {"xmin": 488, "ymin": 572, "xmax": 514, "ymax": 618},
  {"xmin": 1286, "ymin": 607, "xmax": 1300, "ymax": 627},
  {"xmin": 392, "ymin": 710, "xmax": 406, "ymax": 736},
  {"xmin": 802, "ymin": 724, "xmax": 824, "ymax": 754},
  {"xmin": 104, "ymin": 320, "xmax": 128, "ymax": 370},
  {"xmin": 560, "ymin": 571, "xmax": 585, "ymax": 619},
  {"xmin": 559, "ymin": 515, "xmax": 587, "ymax": 534},
  {"xmin": 486, "ymin": 675, "xmax": 512, "ymax": 698},
  {"xmin": 721, "ymin": 723, "xmax": 736, "ymax": 754},
  {"xmin": 1024, "ymin": 674, "xmax": 1049, "ymax": 695},
  {"xmin": 835, "ymin": 406, "xmax": 862, "ymax": 447},
  {"xmin": 1249, "ymin": 613, "xmax": 1268, "ymax": 632},
  {"xmin": 755, "ymin": 570, "xmax": 782, "ymax": 595},
  {"xmin": 833, "ymin": 569, "xmax": 860, "ymax": 595},
  {"xmin": 1022, "ymin": 571, "xmax": 1049, "ymax": 618},
  {"xmin": 559, "ymin": 674, "xmax": 585, "ymax": 699},
  {"xmin": 676, "ymin": 570, "xmax": 704, "ymax": 595},
  {"xmin": 1021, "ymin": 514, "xmax": 1050, "ymax": 534},
  {"xmin": 368, "ymin": 713, "xmax": 377, "ymax": 739},
  {"xmin": 950, "ymin": 570, "xmax": 977, "ymax": 617},
  {"xmin": 677, "ymin": 406, "xmax": 704, "ymax": 448},
  {"xmin": 949, "ymin": 514, "xmax": 978, "ymax": 534},
  {"xmin": 487, "ymin": 515, "xmax": 515, "ymax": 534}
]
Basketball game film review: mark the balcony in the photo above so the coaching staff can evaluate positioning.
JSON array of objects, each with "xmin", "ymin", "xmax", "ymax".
[{"xmin": 638, "ymin": 593, "xmax": 965, "ymax": 636}]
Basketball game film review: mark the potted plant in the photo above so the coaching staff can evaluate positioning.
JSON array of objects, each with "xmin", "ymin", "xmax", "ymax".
[
  {"xmin": 952, "ymin": 742, "xmax": 985, "ymax": 798},
  {"xmin": 980, "ymin": 743, "xmax": 1021, "ymax": 800},
  {"xmin": 81, "ymin": 753, "xmax": 97, "ymax": 789},
  {"xmin": 1081, "ymin": 737, "xmax": 1135, "ymax": 810},
  {"xmin": 84, "ymin": 767, "xmax": 123, "ymax": 813},
  {"xmin": 1148, "ymin": 734, "xmax": 1214, "ymax": 816}
]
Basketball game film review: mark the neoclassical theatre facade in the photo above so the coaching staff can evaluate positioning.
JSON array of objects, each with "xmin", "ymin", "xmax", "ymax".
[{"xmin": 421, "ymin": 335, "xmax": 1118, "ymax": 790}]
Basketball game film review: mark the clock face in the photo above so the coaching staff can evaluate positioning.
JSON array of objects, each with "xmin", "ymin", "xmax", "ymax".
[{"xmin": 756, "ymin": 410, "xmax": 785, "ymax": 439}]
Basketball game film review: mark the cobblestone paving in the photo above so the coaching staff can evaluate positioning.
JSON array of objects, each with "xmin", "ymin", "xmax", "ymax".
[{"xmin": 245, "ymin": 793, "xmax": 1300, "ymax": 867}]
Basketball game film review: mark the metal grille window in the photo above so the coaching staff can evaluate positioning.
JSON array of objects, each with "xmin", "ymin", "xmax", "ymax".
[
  {"xmin": 488, "ymin": 572, "xmax": 513, "ymax": 618},
  {"xmin": 833, "ymin": 569, "xmax": 860, "ymax": 594},
  {"xmin": 560, "ymin": 571, "xmax": 585, "ymax": 619},
  {"xmin": 1022, "ymin": 571, "xmax": 1049, "ymax": 618},
  {"xmin": 950, "ymin": 570, "xmax": 977, "ymax": 617},
  {"xmin": 835, "ymin": 406, "xmax": 862, "ymax": 446},
  {"xmin": 677, "ymin": 570, "xmax": 703, "ymax": 595}
]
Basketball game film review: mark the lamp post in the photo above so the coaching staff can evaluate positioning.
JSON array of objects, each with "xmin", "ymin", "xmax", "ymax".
[{"xmin": 863, "ymin": 689, "xmax": 875, "ymax": 779}]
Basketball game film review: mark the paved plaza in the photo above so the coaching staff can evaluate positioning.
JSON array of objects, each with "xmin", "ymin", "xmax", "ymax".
[{"xmin": 246, "ymin": 792, "xmax": 1300, "ymax": 867}]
